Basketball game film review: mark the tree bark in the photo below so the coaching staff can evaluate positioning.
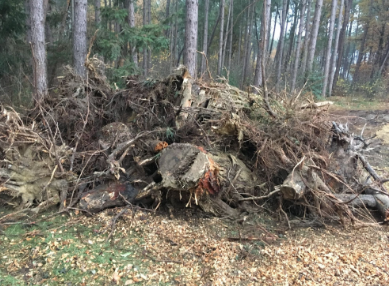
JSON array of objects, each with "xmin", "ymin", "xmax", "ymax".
[
  {"xmin": 275, "ymin": 0, "xmax": 287, "ymax": 92},
  {"xmin": 269, "ymin": 8, "xmax": 278, "ymax": 57},
  {"xmin": 351, "ymin": 0, "xmax": 373, "ymax": 88},
  {"xmin": 217, "ymin": 0, "xmax": 225, "ymax": 75},
  {"xmin": 321, "ymin": 0, "xmax": 337, "ymax": 97},
  {"xmin": 143, "ymin": 0, "xmax": 148, "ymax": 76},
  {"xmin": 241, "ymin": 2, "xmax": 254, "ymax": 89},
  {"xmin": 300, "ymin": 0, "xmax": 311, "ymax": 78},
  {"xmin": 284, "ymin": 3, "xmax": 299, "ymax": 73},
  {"xmin": 30, "ymin": 0, "xmax": 48, "ymax": 101},
  {"xmin": 184, "ymin": 0, "xmax": 198, "ymax": 78},
  {"xmin": 328, "ymin": 0, "xmax": 344, "ymax": 96},
  {"xmin": 305, "ymin": 0, "xmax": 323, "ymax": 76},
  {"xmin": 127, "ymin": 0, "xmax": 138, "ymax": 66},
  {"xmin": 332, "ymin": 0, "xmax": 353, "ymax": 91},
  {"xmin": 73, "ymin": 0, "xmax": 87, "ymax": 77},
  {"xmin": 290, "ymin": 0, "xmax": 306, "ymax": 94},
  {"xmin": 172, "ymin": 0, "xmax": 178, "ymax": 67},
  {"xmin": 227, "ymin": 0, "xmax": 234, "ymax": 80},
  {"xmin": 222, "ymin": 0, "xmax": 232, "ymax": 72},
  {"xmin": 95, "ymin": 0, "xmax": 101, "ymax": 25},
  {"xmin": 254, "ymin": 0, "xmax": 271, "ymax": 88},
  {"xmin": 147, "ymin": 0, "xmax": 151, "ymax": 74},
  {"xmin": 200, "ymin": 0, "xmax": 209, "ymax": 76}
]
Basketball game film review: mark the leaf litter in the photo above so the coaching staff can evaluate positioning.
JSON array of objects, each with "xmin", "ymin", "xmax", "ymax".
[{"xmin": 0, "ymin": 206, "xmax": 388, "ymax": 285}]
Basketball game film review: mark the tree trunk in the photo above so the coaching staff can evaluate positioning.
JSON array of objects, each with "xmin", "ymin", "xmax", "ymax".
[
  {"xmin": 172, "ymin": 0, "xmax": 178, "ymax": 67},
  {"xmin": 275, "ymin": 0, "xmax": 287, "ymax": 92},
  {"xmin": 305, "ymin": 0, "xmax": 323, "ymax": 77},
  {"xmin": 217, "ymin": 0, "xmax": 225, "ymax": 75},
  {"xmin": 200, "ymin": 0, "xmax": 209, "ymax": 76},
  {"xmin": 254, "ymin": 0, "xmax": 271, "ymax": 88},
  {"xmin": 73, "ymin": 0, "xmax": 87, "ymax": 77},
  {"xmin": 284, "ymin": 3, "xmax": 299, "ymax": 74},
  {"xmin": 30, "ymin": 0, "xmax": 48, "ymax": 101},
  {"xmin": 351, "ymin": 0, "xmax": 373, "ymax": 88},
  {"xmin": 300, "ymin": 0, "xmax": 311, "ymax": 78},
  {"xmin": 269, "ymin": 8, "xmax": 278, "ymax": 57},
  {"xmin": 127, "ymin": 0, "xmax": 138, "ymax": 66},
  {"xmin": 165, "ymin": 0, "xmax": 171, "ymax": 37},
  {"xmin": 184, "ymin": 0, "xmax": 198, "ymax": 78},
  {"xmin": 328, "ymin": 0, "xmax": 344, "ymax": 96},
  {"xmin": 222, "ymin": 0, "xmax": 232, "ymax": 72},
  {"xmin": 147, "ymin": 0, "xmax": 151, "ymax": 74},
  {"xmin": 290, "ymin": 0, "xmax": 306, "ymax": 94},
  {"xmin": 321, "ymin": 0, "xmax": 337, "ymax": 97},
  {"xmin": 332, "ymin": 0, "xmax": 353, "ymax": 91},
  {"xmin": 227, "ymin": 0, "xmax": 234, "ymax": 80},
  {"xmin": 208, "ymin": 10, "xmax": 221, "ymax": 52},
  {"xmin": 95, "ymin": 0, "xmax": 101, "ymax": 25},
  {"xmin": 241, "ymin": 2, "xmax": 254, "ymax": 89},
  {"xmin": 143, "ymin": 0, "xmax": 148, "ymax": 76}
]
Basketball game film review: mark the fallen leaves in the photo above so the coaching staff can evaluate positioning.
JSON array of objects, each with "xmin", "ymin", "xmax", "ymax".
[{"xmin": 0, "ymin": 209, "xmax": 389, "ymax": 285}]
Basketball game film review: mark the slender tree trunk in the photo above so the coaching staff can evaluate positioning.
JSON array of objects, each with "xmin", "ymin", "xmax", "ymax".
[
  {"xmin": 95, "ymin": 0, "xmax": 101, "ymax": 25},
  {"xmin": 200, "ymin": 0, "xmax": 209, "ymax": 75},
  {"xmin": 127, "ymin": 0, "xmax": 138, "ymax": 66},
  {"xmin": 327, "ymin": 0, "xmax": 344, "ymax": 96},
  {"xmin": 208, "ymin": 15, "xmax": 221, "ymax": 51},
  {"xmin": 184, "ymin": 0, "xmax": 198, "ymax": 77},
  {"xmin": 165, "ymin": 0, "xmax": 171, "ymax": 37},
  {"xmin": 222, "ymin": 0, "xmax": 232, "ymax": 71},
  {"xmin": 227, "ymin": 0, "xmax": 234, "ymax": 80},
  {"xmin": 284, "ymin": 3, "xmax": 299, "ymax": 73},
  {"xmin": 290, "ymin": 0, "xmax": 306, "ymax": 93},
  {"xmin": 321, "ymin": 0, "xmax": 337, "ymax": 97},
  {"xmin": 242, "ymin": 2, "xmax": 254, "ymax": 89},
  {"xmin": 172, "ymin": 0, "xmax": 178, "ymax": 67},
  {"xmin": 254, "ymin": 0, "xmax": 271, "ymax": 88},
  {"xmin": 217, "ymin": 0, "xmax": 225, "ymax": 75},
  {"xmin": 275, "ymin": 0, "xmax": 288, "ymax": 91},
  {"xmin": 143, "ymin": 0, "xmax": 148, "ymax": 76},
  {"xmin": 332, "ymin": 0, "xmax": 353, "ymax": 91},
  {"xmin": 269, "ymin": 9, "xmax": 278, "ymax": 57},
  {"xmin": 371, "ymin": 23, "xmax": 385, "ymax": 78},
  {"xmin": 147, "ymin": 0, "xmax": 151, "ymax": 74},
  {"xmin": 30, "ymin": 0, "xmax": 48, "ymax": 101},
  {"xmin": 73, "ymin": 0, "xmax": 87, "ymax": 77},
  {"xmin": 300, "ymin": 0, "xmax": 311, "ymax": 77},
  {"xmin": 342, "ymin": 16, "xmax": 352, "ymax": 79},
  {"xmin": 351, "ymin": 0, "xmax": 373, "ymax": 87},
  {"xmin": 306, "ymin": 0, "xmax": 324, "ymax": 77}
]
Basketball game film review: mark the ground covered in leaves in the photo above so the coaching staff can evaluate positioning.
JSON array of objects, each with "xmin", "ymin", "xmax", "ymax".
[{"xmin": 0, "ymin": 207, "xmax": 389, "ymax": 285}]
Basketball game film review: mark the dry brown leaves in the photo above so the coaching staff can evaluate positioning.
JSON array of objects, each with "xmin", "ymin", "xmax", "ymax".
[{"xmin": 82, "ymin": 209, "xmax": 389, "ymax": 285}]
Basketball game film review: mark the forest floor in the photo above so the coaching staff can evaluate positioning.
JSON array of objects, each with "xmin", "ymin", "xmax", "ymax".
[{"xmin": 0, "ymin": 96, "xmax": 389, "ymax": 286}]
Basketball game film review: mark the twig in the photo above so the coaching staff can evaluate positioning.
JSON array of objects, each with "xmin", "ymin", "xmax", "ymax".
[
  {"xmin": 106, "ymin": 206, "xmax": 131, "ymax": 242},
  {"xmin": 239, "ymin": 188, "xmax": 281, "ymax": 201}
]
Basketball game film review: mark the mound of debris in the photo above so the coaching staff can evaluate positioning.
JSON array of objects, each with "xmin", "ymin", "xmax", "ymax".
[{"xmin": 0, "ymin": 62, "xmax": 388, "ymax": 227}]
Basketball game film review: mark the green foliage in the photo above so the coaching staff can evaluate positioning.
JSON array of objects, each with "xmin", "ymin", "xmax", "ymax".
[
  {"xmin": 0, "ymin": 0, "xmax": 25, "ymax": 38},
  {"xmin": 94, "ymin": 6, "xmax": 169, "ymax": 86},
  {"xmin": 304, "ymin": 71, "xmax": 324, "ymax": 99}
]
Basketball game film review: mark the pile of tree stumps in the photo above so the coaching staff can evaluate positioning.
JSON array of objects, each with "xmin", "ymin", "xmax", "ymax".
[{"xmin": 0, "ymin": 65, "xmax": 388, "ymax": 227}]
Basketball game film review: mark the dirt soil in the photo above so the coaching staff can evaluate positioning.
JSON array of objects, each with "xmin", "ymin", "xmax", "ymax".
[{"xmin": 0, "ymin": 108, "xmax": 389, "ymax": 285}]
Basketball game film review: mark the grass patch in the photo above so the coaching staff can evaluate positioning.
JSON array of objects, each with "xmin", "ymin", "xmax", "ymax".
[
  {"xmin": 0, "ymin": 209, "xmax": 154, "ymax": 285},
  {"xmin": 328, "ymin": 95, "xmax": 388, "ymax": 111}
]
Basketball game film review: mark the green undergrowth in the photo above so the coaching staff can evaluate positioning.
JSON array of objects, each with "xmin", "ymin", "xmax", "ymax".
[{"xmin": 0, "ymin": 207, "xmax": 155, "ymax": 285}]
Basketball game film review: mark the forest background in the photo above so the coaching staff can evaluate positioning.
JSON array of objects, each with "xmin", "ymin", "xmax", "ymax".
[{"xmin": 0, "ymin": 0, "xmax": 389, "ymax": 106}]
